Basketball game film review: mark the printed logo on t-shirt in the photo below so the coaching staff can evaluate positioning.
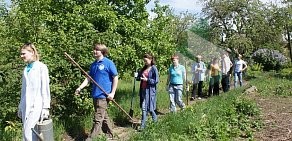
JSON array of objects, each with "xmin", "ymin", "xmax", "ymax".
[{"xmin": 98, "ymin": 64, "xmax": 105, "ymax": 70}]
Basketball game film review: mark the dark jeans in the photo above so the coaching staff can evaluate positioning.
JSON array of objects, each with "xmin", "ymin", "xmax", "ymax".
[
  {"xmin": 221, "ymin": 74, "xmax": 230, "ymax": 92},
  {"xmin": 191, "ymin": 81, "xmax": 203, "ymax": 98},
  {"xmin": 208, "ymin": 75, "xmax": 220, "ymax": 96},
  {"xmin": 90, "ymin": 98, "xmax": 112, "ymax": 138}
]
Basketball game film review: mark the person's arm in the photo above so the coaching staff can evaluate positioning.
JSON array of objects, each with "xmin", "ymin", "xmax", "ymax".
[
  {"xmin": 242, "ymin": 61, "xmax": 248, "ymax": 72},
  {"xmin": 165, "ymin": 69, "xmax": 170, "ymax": 91},
  {"xmin": 39, "ymin": 64, "xmax": 51, "ymax": 109},
  {"xmin": 40, "ymin": 64, "xmax": 51, "ymax": 120},
  {"xmin": 147, "ymin": 66, "xmax": 159, "ymax": 85},
  {"xmin": 107, "ymin": 75, "xmax": 118, "ymax": 100},
  {"xmin": 75, "ymin": 77, "xmax": 90, "ymax": 94}
]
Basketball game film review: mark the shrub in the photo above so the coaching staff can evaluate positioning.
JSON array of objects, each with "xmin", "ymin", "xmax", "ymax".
[{"xmin": 252, "ymin": 48, "xmax": 288, "ymax": 71}]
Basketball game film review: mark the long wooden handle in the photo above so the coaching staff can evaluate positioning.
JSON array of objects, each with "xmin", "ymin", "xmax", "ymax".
[{"xmin": 64, "ymin": 52, "xmax": 134, "ymax": 121}]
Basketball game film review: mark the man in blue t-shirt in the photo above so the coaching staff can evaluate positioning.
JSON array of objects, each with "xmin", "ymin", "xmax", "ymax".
[{"xmin": 75, "ymin": 43, "xmax": 118, "ymax": 140}]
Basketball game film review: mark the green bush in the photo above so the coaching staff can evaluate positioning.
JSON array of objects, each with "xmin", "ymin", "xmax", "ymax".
[
  {"xmin": 252, "ymin": 49, "xmax": 288, "ymax": 71},
  {"xmin": 130, "ymin": 89, "xmax": 261, "ymax": 141}
]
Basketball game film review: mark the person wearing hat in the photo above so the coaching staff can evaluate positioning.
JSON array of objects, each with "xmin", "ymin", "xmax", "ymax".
[
  {"xmin": 166, "ymin": 55, "xmax": 186, "ymax": 112},
  {"xmin": 190, "ymin": 55, "xmax": 206, "ymax": 100}
]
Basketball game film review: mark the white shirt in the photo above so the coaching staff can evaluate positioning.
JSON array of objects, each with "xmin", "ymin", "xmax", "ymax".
[
  {"xmin": 234, "ymin": 59, "xmax": 246, "ymax": 73},
  {"xmin": 221, "ymin": 56, "xmax": 232, "ymax": 74},
  {"xmin": 191, "ymin": 61, "xmax": 206, "ymax": 83}
]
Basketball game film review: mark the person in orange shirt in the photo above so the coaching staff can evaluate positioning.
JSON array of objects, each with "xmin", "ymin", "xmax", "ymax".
[{"xmin": 208, "ymin": 57, "xmax": 221, "ymax": 96}]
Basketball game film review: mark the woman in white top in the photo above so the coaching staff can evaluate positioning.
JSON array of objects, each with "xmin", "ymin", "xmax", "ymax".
[
  {"xmin": 191, "ymin": 55, "xmax": 206, "ymax": 100},
  {"xmin": 18, "ymin": 43, "xmax": 51, "ymax": 141},
  {"xmin": 233, "ymin": 54, "xmax": 247, "ymax": 88}
]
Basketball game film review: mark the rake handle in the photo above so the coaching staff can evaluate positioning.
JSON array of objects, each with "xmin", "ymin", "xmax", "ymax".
[{"xmin": 64, "ymin": 52, "xmax": 134, "ymax": 121}]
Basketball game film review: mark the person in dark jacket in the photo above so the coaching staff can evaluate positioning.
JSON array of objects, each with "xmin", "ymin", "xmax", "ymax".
[{"xmin": 137, "ymin": 53, "xmax": 159, "ymax": 130}]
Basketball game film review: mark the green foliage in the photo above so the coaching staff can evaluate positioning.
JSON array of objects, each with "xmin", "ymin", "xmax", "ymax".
[
  {"xmin": 249, "ymin": 71, "xmax": 292, "ymax": 96},
  {"xmin": 0, "ymin": 0, "xmax": 178, "ymax": 137},
  {"xmin": 252, "ymin": 48, "xmax": 288, "ymax": 71},
  {"xmin": 250, "ymin": 63, "xmax": 263, "ymax": 72},
  {"xmin": 130, "ymin": 89, "xmax": 261, "ymax": 140},
  {"xmin": 202, "ymin": 0, "xmax": 287, "ymax": 57}
]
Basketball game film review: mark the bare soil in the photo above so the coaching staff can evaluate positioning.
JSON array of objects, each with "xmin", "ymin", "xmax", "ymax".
[{"xmin": 249, "ymin": 93, "xmax": 292, "ymax": 141}]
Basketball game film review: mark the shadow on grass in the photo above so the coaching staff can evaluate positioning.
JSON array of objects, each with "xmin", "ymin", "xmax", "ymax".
[{"xmin": 60, "ymin": 116, "xmax": 88, "ymax": 141}]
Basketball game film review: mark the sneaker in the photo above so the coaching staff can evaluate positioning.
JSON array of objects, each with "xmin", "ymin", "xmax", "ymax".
[
  {"xmin": 198, "ymin": 97, "xmax": 202, "ymax": 100},
  {"xmin": 190, "ymin": 97, "xmax": 195, "ymax": 101}
]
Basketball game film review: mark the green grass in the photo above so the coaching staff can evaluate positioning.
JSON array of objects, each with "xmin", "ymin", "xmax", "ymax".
[
  {"xmin": 129, "ymin": 88, "xmax": 262, "ymax": 141},
  {"xmin": 248, "ymin": 71, "xmax": 292, "ymax": 97}
]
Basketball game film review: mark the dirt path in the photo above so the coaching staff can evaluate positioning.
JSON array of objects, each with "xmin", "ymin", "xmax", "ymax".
[{"xmin": 248, "ymin": 93, "xmax": 292, "ymax": 141}]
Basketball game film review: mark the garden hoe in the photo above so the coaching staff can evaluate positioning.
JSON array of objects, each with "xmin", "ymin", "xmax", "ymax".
[
  {"xmin": 64, "ymin": 52, "xmax": 140, "ymax": 128},
  {"xmin": 129, "ymin": 71, "xmax": 138, "ymax": 118}
]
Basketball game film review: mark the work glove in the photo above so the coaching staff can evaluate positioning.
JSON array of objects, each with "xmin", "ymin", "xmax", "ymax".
[
  {"xmin": 134, "ymin": 72, "xmax": 138, "ymax": 78},
  {"xmin": 40, "ymin": 108, "xmax": 50, "ymax": 122}
]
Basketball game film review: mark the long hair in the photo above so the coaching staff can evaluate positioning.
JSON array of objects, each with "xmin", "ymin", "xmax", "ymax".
[
  {"xmin": 20, "ymin": 43, "xmax": 40, "ymax": 61},
  {"xmin": 141, "ymin": 53, "xmax": 155, "ymax": 72}
]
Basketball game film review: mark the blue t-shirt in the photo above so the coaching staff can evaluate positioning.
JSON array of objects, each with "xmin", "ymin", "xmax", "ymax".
[
  {"xmin": 169, "ymin": 64, "xmax": 185, "ymax": 85},
  {"xmin": 89, "ymin": 57, "xmax": 118, "ymax": 99}
]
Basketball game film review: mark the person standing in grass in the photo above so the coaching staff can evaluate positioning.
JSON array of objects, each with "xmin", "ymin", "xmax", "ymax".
[
  {"xmin": 190, "ymin": 55, "xmax": 206, "ymax": 100},
  {"xmin": 233, "ymin": 54, "xmax": 247, "ymax": 88},
  {"xmin": 221, "ymin": 52, "xmax": 233, "ymax": 92},
  {"xmin": 166, "ymin": 55, "xmax": 186, "ymax": 112},
  {"xmin": 208, "ymin": 57, "xmax": 221, "ymax": 96},
  {"xmin": 18, "ymin": 43, "xmax": 51, "ymax": 141},
  {"xmin": 136, "ymin": 53, "xmax": 159, "ymax": 130},
  {"xmin": 75, "ymin": 43, "xmax": 118, "ymax": 140}
]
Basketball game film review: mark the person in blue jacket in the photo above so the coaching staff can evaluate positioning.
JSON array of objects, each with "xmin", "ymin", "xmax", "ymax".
[{"xmin": 136, "ymin": 53, "xmax": 159, "ymax": 130}]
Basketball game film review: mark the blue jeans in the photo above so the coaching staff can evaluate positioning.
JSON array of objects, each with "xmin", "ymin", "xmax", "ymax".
[
  {"xmin": 168, "ymin": 84, "xmax": 185, "ymax": 112},
  {"xmin": 141, "ymin": 100, "xmax": 157, "ymax": 129},
  {"xmin": 234, "ymin": 72, "xmax": 243, "ymax": 88}
]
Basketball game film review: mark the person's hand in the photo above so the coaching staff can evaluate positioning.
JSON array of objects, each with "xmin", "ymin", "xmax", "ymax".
[
  {"xmin": 17, "ymin": 109, "xmax": 22, "ymax": 119},
  {"xmin": 141, "ymin": 74, "xmax": 148, "ymax": 81},
  {"xmin": 165, "ymin": 85, "xmax": 169, "ymax": 91},
  {"xmin": 75, "ymin": 88, "xmax": 81, "ymax": 96},
  {"xmin": 107, "ymin": 93, "xmax": 115, "ymax": 101},
  {"xmin": 40, "ymin": 108, "xmax": 50, "ymax": 122}
]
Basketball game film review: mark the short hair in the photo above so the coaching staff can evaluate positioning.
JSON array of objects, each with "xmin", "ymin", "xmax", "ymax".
[
  {"xmin": 20, "ymin": 43, "xmax": 39, "ymax": 61},
  {"xmin": 171, "ymin": 55, "xmax": 179, "ymax": 60},
  {"xmin": 93, "ymin": 43, "xmax": 109, "ymax": 56},
  {"xmin": 196, "ymin": 55, "xmax": 202, "ymax": 59}
]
